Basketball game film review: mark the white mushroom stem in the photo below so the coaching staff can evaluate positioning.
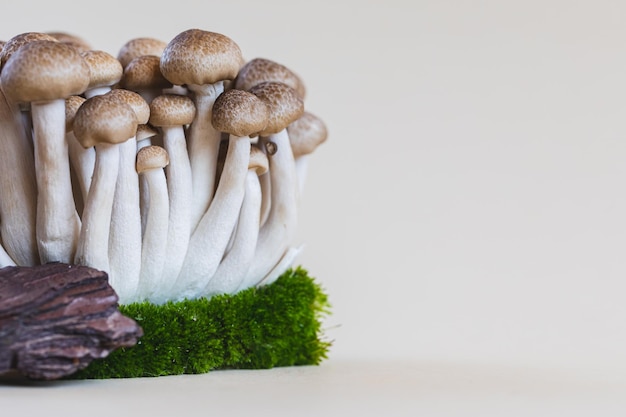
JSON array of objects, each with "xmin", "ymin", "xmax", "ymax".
[
  {"xmin": 107, "ymin": 137, "xmax": 142, "ymax": 303},
  {"xmin": 67, "ymin": 132, "xmax": 95, "ymax": 209},
  {"xmin": 0, "ymin": 91, "xmax": 39, "ymax": 266},
  {"xmin": 175, "ymin": 134, "xmax": 250, "ymax": 300},
  {"xmin": 137, "ymin": 149, "xmax": 170, "ymax": 304},
  {"xmin": 186, "ymin": 81, "xmax": 224, "ymax": 230},
  {"xmin": 295, "ymin": 154, "xmax": 311, "ymax": 196},
  {"xmin": 161, "ymin": 125, "xmax": 193, "ymax": 285},
  {"xmin": 255, "ymin": 245, "xmax": 304, "ymax": 288},
  {"xmin": 31, "ymin": 99, "xmax": 81, "ymax": 263},
  {"xmin": 259, "ymin": 167, "xmax": 271, "ymax": 227},
  {"xmin": 244, "ymin": 129, "xmax": 299, "ymax": 287},
  {"xmin": 74, "ymin": 143, "xmax": 119, "ymax": 271},
  {"xmin": 206, "ymin": 166, "xmax": 263, "ymax": 296}
]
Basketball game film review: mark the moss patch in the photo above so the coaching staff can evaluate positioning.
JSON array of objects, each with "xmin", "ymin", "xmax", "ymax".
[{"xmin": 71, "ymin": 267, "xmax": 331, "ymax": 379}]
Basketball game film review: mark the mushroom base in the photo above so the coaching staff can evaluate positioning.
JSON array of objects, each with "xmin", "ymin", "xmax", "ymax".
[{"xmin": 68, "ymin": 266, "xmax": 331, "ymax": 379}]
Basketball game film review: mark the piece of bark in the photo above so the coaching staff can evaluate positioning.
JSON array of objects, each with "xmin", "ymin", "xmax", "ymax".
[{"xmin": 0, "ymin": 263, "xmax": 143, "ymax": 380}]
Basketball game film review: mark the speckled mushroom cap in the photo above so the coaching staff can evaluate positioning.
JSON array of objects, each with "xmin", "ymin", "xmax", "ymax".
[
  {"xmin": 1, "ymin": 40, "xmax": 90, "ymax": 103},
  {"xmin": 117, "ymin": 37, "xmax": 167, "ymax": 69},
  {"xmin": 0, "ymin": 32, "xmax": 58, "ymax": 68},
  {"xmin": 73, "ymin": 94, "xmax": 138, "ymax": 148},
  {"xmin": 249, "ymin": 144, "xmax": 269, "ymax": 176},
  {"xmin": 65, "ymin": 95, "xmax": 86, "ymax": 132},
  {"xmin": 121, "ymin": 55, "xmax": 172, "ymax": 92},
  {"xmin": 105, "ymin": 88, "xmax": 150, "ymax": 125},
  {"xmin": 47, "ymin": 31, "xmax": 92, "ymax": 53},
  {"xmin": 235, "ymin": 58, "xmax": 306, "ymax": 99},
  {"xmin": 160, "ymin": 29, "xmax": 243, "ymax": 86},
  {"xmin": 211, "ymin": 89, "xmax": 269, "ymax": 138},
  {"xmin": 287, "ymin": 111, "xmax": 328, "ymax": 157},
  {"xmin": 149, "ymin": 94, "xmax": 196, "ymax": 127},
  {"xmin": 248, "ymin": 82, "xmax": 304, "ymax": 136},
  {"xmin": 136, "ymin": 123, "xmax": 158, "ymax": 141},
  {"xmin": 136, "ymin": 145, "xmax": 169, "ymax": 173},
  {"xmin": 81, "ymin": 50, "xmax": 123, "ymax": 90}
]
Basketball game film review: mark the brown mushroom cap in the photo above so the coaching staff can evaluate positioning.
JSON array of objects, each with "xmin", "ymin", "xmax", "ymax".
[
  {"xmin": 81, "ymin": 50, "xmax": 123, "ymax": 90},
  {"xmin": 248, "ymin": 82, "xmax": 304, "ymax": 136},
  {"xmin": 149, "ymin": 94, "xmax": 196, "ymax": 127},
  {"xmin": 136, "ymin": 145, "xmax": 169, "ymax": 173},
  {"xmin": 65, "ymin": 95, "xmax": 86, "ymax": 132},
  {"xmin": 136, "ymin": 123, "xmax": 159, "ymax": 141},
  {"xmin": 105, "ymin": 88, "xmax": 150, "ymax": 125},
  {"xmin": 1, "ymin": 40, "xmax": 90, "ymax": 103},
  {"xmin": 249, "ymin": 144, "xmax": 269, "ymax": 176},
  {"xmin": 0, "ymin": 32, "xmax": 59, "ymax": 68},
  {"xmin": 121, "ymin": 55, "xmax": 172, "ymax": 92},
  {"xmin": 160, "ymin": 29, "xmax": 243, "ymax": 86},
  {"xmin": 211, "ymin": 89, "xmax": 269, "ymax": 138},
  {"xmin": 235, "ymin": 58, "xmax": 306, "ymax": 99},
  {"xmin": 73, "ymin": 94, "xmax": 138, "ymax": 148},
  {"xmin": 118, "ymin": 37, "xmax": 168, "ymax": 69},
  {"xmin": 287, "ymin": 111, "xmax": 328, "ymax": 157},
  {"xmin": 47, "ymin": 31, "xmax": 92, "ymax": 53}
]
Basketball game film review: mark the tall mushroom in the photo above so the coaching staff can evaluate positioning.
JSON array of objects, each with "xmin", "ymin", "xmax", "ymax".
[
  {"xmin": 73, "ymin": 94, "xmax": 138, "ymax": 278},
  {"xmin": 1, "ymin": 40, "xmax": 90, "ymax": 264},
  {"xmin": 149, "ymin": 94, "xmax": 196, "ymax": 287},
  {"xmin": 135, "ymin": 145, "xmax": 170, "ymax": 304},
  {"xmin": 104, "ymin": 88, "xmax": 149, "ymax": 302},
  {"xmin": 243, "ymin": 82, "xmax": 304, "ymax": 287},
  {"xmin": 207, "ymin": 145, "xmax": 268, "ymax": 296},
  {"xmin": 174, "ymin": 88, "xmax": 268, "ymax": 301},
  {"xmin": 160, "ymin": 29, "xmax": 244, "ymax": 231}
]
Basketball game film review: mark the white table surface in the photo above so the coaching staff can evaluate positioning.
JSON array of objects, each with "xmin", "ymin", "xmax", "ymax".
[{"xmin": 2, "ymin": 359, "xmax": 625, "ymax": 417}]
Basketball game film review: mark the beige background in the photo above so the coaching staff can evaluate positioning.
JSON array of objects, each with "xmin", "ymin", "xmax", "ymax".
[{"xmin": 2, "ymin": 0, "xmax": 626, "ymax": 414}]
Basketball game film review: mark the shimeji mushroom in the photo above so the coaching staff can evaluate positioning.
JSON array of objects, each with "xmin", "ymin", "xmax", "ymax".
[
  {"xmin": 1, "ymin": 40, "xmax": 90, "ymax": 264},
  {"xmin": 0, "ymin": 90, "xmax": 39, "ymax": 266},
  {"xmin": 72, "ymin": 94, "xmax": 137, "ymax": 280},
  {"xmin": 235, "ymin": 57, "xmax": 306, "ymax": 100},
  {"xmin": 135, "ymin": 145, "xmax": 170, "ymax": 304},
  {"xmin": 120, "ymin": 55, "xmax": 173, "ymax": 104},
  {"xmin": 174, "ymin": 88, "xmax": 268, "ymax": 301},
  {"xmin": 47, "ymin": 31, "xmax": 92, "ymax": 52},
  {"xmin": 104, "ymin": 88, "xmax": 149, "ymax": 302},
  {"xmin": 0, "ymin": 32, "xmax": 59, "ymax": 69},
  {"xmin": 234, "ymin": 58, "xmax": 306, "ymax": 225},
  {"xmin": 243, "ymin": 81, "xmax": 304, "ymax": 287},
  {"xmin": 80, "ymin": 50, "xmax": 123, "ymax": 98},
  {"xmin": 206, "ymin": 145, "xmax": 268, "ymax": 296},
  {"xmin": 287, "ymin": 111, "xmax": 328, "ymax": 196},
  {"xmin": 117, "ymin": 37, "xmax": 167, "ymax": 69},
  {"xmin": 160, "ymin": 29, "xmax": 244, "ymax": 231},
  {"xmin": 149, "ymin": 94, "xmax": 196, "ymax": 287}
]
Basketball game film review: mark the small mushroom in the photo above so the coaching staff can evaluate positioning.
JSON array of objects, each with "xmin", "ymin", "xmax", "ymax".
[
  {"xmin": 244, "ymin": 82, "xmax": 304, "ymax": 287},
  {"xmin": 175, "ymin": 88, "xmax": 267, "ymax": 300},
  {"xmin": 149, "ymin": 94, "xmax": 196, "ymax": 286},
  {"xmin": 135, "ymin": 145, "xmax": 170, "ymax": 304},
  {"xmin": 72, "ymin": 94, "xmax": 138, "ymax": 276},
  {"xmin": 160, "ymin": 29, "xmax": 244, "ymax": 231},
  {"xmin": 65, "ymin": 95, "xmax": 93, "ymax": 215},
  {"xmin": 235, "ymin": 57, "xmax": 306, "ymax": 99},
  {"xmin": 1, "ymin": 40, "xmax": 90, "ymax": 264},
  {"xmin": 287, "ymin": 111, "xmax": 328, "ymax": 195},
  {"xmin": 207, "ymin": 145, "xmax": 268, "ymax": 296}
]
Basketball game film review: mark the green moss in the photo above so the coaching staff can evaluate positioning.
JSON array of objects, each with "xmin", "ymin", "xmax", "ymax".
[{"xmin": 71, "ymin": 267, "xmax": 331, "ymax": 379}]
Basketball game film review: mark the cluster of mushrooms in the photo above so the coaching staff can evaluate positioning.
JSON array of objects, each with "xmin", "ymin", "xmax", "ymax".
[{"xmin": 0, "ymin": 28, "xmax": 327, "ymax": 304}]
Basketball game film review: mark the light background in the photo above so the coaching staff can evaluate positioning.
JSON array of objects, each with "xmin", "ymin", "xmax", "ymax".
[{"xmin": 2, "ymin": 0, "xmax": 626, "ymax": 414}]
